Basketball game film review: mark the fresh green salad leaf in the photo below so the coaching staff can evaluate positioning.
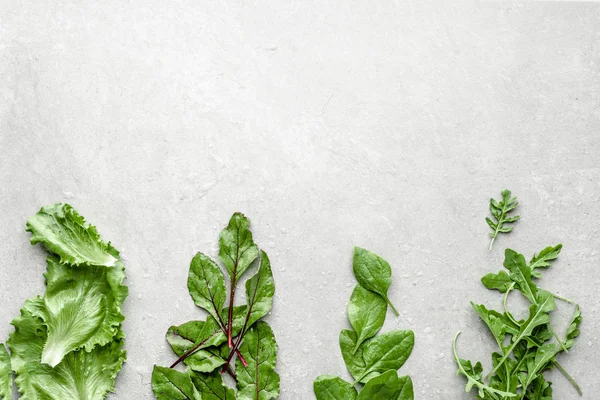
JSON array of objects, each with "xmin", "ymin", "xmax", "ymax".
[
  {"xmin": 236, "ymin": 322, "xmax": 280, "ymax": 400},
  {"xmin": 486, "ymin": 189, "xmax": 519, "ymax": 250},
  {"xmin": 152, "ymin": 365, "xmax": 201, "ymax": 400},
  {"xmin": 26, "ymin": 203, "xmax": 119, "ymax": 267},
  {"xmin": 8, "ymin": 306, "xmax": 126, "ymax": 400},
  {"xmin": 191, "ymin": 370, "xmax": 236, "ymax": 399},
  {"xmin": 352, "ymin": 247, "xmax": 399, "ymax": 315},
  {"xmin": 313, "ymin": 376, "xmax": 358, "ymax": 400},
  {"xmin": 455, "ymin": 246, "xmax": 582, "ymax": 399},
  {"xmin": 4, "ymin": 203, "xmax": 127, "ymax": 399},
  {"xmin": 188, "ymin": 252, "xmax": 227, "ymax": 325},
  {"xmin": 0, "ymin": 343, "xmax": 11, "ymax": 400},
  {"xmin": 315, "ymin": 247, "xmax": 414, "ymax": 399},
  {"xmin": 153, "ymin": 213, "xmax": 279, "ymax": 400},
  {"xmin": 348, "ymin": 285, "xmax": 387, "ymax": 353}
]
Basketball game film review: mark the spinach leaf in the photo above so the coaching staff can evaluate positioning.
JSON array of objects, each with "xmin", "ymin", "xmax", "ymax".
[
  {"xmin": 314, "ymin": 376, "xmax": 358, "ymax": 400},
  {"xmin": 352, "ymin": 247, "xmax": 399, "ymax": 315},
  {"xmin": 315, "ymin": 247, "xmax": 414, "ymax": 399},
  {"xmin": 486, "ymin": 189, "xmax": 519, "ymax": 250},
  {"xmin": 348, "ymin": 285, "xmax": 387, "ymax": 353}
]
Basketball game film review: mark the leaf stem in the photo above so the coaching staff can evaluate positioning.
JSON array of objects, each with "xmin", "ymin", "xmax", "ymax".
[
  {"xmin": 552, "ymin": 359, "xmax": 582, "ymax": 395},
  {"xmin": 385, "ymin": 296, "xmax": 400, "ymax": 316}
]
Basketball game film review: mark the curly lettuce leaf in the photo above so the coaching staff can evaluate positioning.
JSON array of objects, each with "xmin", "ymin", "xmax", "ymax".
[
  {"xmin": 26, "ymin": 203, "xmax": 118, "ymax": 267},
  {"xmin": 7, "ymin": 305, "xmax": 125, "ymax": 400},
  {"xmin": 25, "ymin": 257, "xmax": 127, "ymax": 367},
  {"xmin": 0, "ymin": 343, "xmax": 11, "ymax": 400}
]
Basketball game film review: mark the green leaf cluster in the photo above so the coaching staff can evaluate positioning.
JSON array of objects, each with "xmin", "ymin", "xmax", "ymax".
[
  {"xmin": 486, "ymin": 189, "xmax": 520, "ymax": 250},
  {"xmin": 314, "ymin": 247, "xmax": 414, "ymax": 400},
  {"xmin": 152, "ymin": 213, "xmax": 279, "ymax": 400},
  {"xmin": 2, "ymin": 203, "xmax": 127, "ymax": 399},
  {"xmin": 454, "ymin": 246, "xmax": 582, "ymax": 399}
]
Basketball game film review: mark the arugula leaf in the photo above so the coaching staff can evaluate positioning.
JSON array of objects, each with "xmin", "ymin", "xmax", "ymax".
[
  {"xmin": 352, "ymin": 247, "xmax": 399, "ymax": 315},
  {"xmin": 152, "ymin": 365, "xmax": 201, "ymax": 400},
  {"xmin": 481, "ymin": 270, "xmax": 513, "ymax": 293},
  {"xmin": 190, "ymin": 370, "xmax": 236, "ymax": 399},
  {"xmin": 8, "ymin": 306, "xmax": 126, "ymax": 400},
  {"xmin": 236, "ymin": 321, "xmax": 280, "ymax": 400},
  {"xmin": 453, "ymin": 333, "xmax": 516, "ymax": 399},
  {"xmin": 348, "ymin": 285, "xmax": 387, "ymax": 354},
  {"xmin": 561, "ymin": 305, "xmax": 582, "ymax": 352},
  {"xmin": 529, "ymin": 244, "xmax": 562, "ymax": 279},
  {"xmin": 188, "ymin": 252, "xmax": 227, "ymax": 326},
  {"xmin": 26, "ymin": 203, "xmax": 118, "ymax": 267},
  {"xmin": 313, "ymin": 376, "xmax": 358, "ymax": 400},
  {"xmin": 0, "ymin": 343, "xmax": 11, "ymax": 400},
  {"xmin": 503, "ymin": 249, "xmax": 537, "ymax": 303},
  {"xmin": 456, "ymin": 243, "xmax": 583, "ymax": 399},
  {"xmin": 486, "ymin": 189, "xmax": 519, "ymax": 250}
]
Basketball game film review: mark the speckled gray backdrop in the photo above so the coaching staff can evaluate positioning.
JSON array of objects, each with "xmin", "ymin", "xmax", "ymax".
[{"xmin": 1, "ymin": 1, "xmax": 599, "ymax": 399}]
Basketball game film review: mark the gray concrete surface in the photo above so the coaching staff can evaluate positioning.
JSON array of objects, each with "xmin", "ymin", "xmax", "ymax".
[{"xmin": 1, "ymin": 1, "xmax": 600, "ymax": 399}]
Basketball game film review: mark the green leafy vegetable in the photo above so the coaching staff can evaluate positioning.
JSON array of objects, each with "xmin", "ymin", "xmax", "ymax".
[
  {"xmin": 153, "ymin": 213, "xmax": 279, "ymax": 400},
  {"xmin": 152, "ymin": 365, "xmax": 201, "ymax": 400},
  {"xmin": 236, "ymin": 322, "xmax": 280, "ymax": 400},
  {"xmin": 315, "ymin": 247, "xmax": 414, "ymax": 399},
  {"xmin": 454, "ymin": 246, "xmax": 582, "ymax": 399},
  {"xmin": 26, "ymin": 203, "xmax": 119, "ymax": 267},
  {"xmin": 0, "ymin": 343, "xmax": 11, "ymax": 400},
  {"xmin": 348, "ymin": 285, "xmax": 387, "ymax": 353},
  {"xmin": 486, "ymin": 189, "xmax": 520, "ymax": 250},
  {"xmin": 352, "ymin": 247, "xmax": 399, "ymax": 315},
  {"xmin": 313, "ymin": 376, "xmax": 358, "ymax": 400},
  {"xmin": 3, "ymin": 203, "xmax": 127, "ymax": 399}
]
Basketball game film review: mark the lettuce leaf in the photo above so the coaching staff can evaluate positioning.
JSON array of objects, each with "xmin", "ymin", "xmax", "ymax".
[
  {"xmin": 26, "ymin": 204, "xmax": 118, "ymax": 267},
  {"xmin": 8, "ymin": 305, "xmax": 125, "ymax": 400},
  {"xmin": 25, "ymin": 257, "xmax": 127, "ymax": 366},
  {"xmin": 0, "ymin": 343, "xmax": 11, "ymax": 400}
]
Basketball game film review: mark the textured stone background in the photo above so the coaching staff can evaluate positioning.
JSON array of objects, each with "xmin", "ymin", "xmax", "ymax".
[{"xmin": 1, "ymin": 1, "xmax": 599, "ymax": 399}]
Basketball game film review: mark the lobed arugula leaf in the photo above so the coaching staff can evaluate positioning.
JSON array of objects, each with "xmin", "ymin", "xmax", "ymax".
[
  {"xmin": 529, "ymin": 244, "xmax": 562, "ymax": 279},
  {"xmin": 352, "ymin": 247, "xmax": 399, "ymax": 315},
  {"xmin": 313, "ymin": 376, "xmax": 358, "ymax": 400},
  {"xmin": 486, "ymin": 189, "xmax": 519, "ymax": 250},
  {"xmin": 0, "ymin": 343, "xmax": 11, "ymax": 400},
  {"xmin": 456, "ymin": 243, "xmax": 583, "ymax": 399}
]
